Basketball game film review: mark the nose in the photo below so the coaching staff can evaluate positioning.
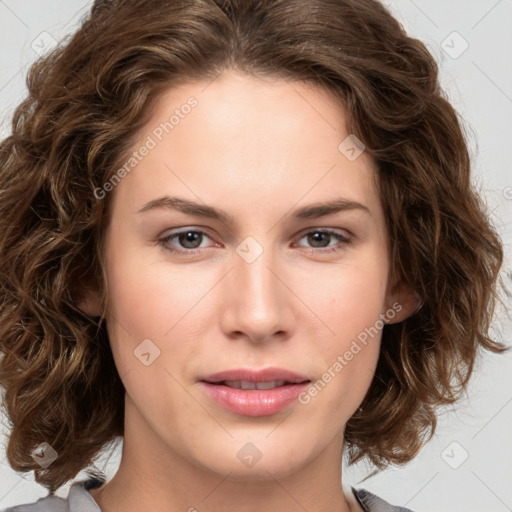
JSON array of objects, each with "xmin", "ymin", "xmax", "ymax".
[{"xmin": 219, "ymin": 245, "xmax": 296, "ymax": 344}]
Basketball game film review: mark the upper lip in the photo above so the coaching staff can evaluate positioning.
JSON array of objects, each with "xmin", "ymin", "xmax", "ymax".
[{"xmin": 200, "ymin": 367, "xmax": 311, "ymax": 384}]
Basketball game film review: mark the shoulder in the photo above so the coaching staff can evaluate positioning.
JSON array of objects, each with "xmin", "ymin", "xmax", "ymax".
[
  {"xmin": 352, "ymin": 487, "xmax": 416, "ymax": 512},
  {"xmin": 1, "ymin": 478, "xmax": 103, "ymax": 512},
  {"xmin": 0, "ymin": 494, "xmax": 67, "ymax": 512}
]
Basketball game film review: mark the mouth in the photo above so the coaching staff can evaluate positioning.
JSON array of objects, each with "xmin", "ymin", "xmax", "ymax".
[
  {"xmin": 199, "ymin": 366, "xmax": 311, "ymax": 386},
  {"xmin": 198, "ymin": 368, "xmax": 312, "ymax": 417},
  {"xmin": 204, "ymin": 379, "xmax": 310, "ymax": 390}
]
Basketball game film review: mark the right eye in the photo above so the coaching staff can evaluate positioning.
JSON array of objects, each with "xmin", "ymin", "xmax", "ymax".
[{"xmin": 158, "ymin": 228, "xmax": 219, "ymax": 255}]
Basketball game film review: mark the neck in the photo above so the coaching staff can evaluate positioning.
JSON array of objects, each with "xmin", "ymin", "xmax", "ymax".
[{"xmin": 89, "ymin": 399, "xmax": 362, "ymax": 512}]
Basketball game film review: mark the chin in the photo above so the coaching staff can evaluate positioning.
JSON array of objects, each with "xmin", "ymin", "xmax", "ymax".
[
  {"xmin": 195, "ymin": 447, "xmax": 308, "ymax": 482},
  {"xmin": 224, "ymin": 462, "xmax": 303, "ymax": 483}
]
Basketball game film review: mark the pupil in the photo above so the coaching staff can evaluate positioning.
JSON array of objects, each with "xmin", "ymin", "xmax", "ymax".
[
  {"xmin": 180, "ymin": 231, "xmax": 201, "ymax": 248},
  {"xmin": 310, "ymin": 232, "xmax": 329, "ymax": 247}
]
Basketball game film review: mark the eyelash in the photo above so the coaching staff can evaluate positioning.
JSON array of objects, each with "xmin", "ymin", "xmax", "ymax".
[{"xmin": 157, "ymin": 228, "xmax": 352, "ymax": 256}]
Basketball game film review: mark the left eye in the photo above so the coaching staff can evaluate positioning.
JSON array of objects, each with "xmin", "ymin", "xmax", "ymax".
[
  {"xmin": 158, "ymin": 228, "xmax": 351, "ymax": 254},
  {"xmin": 296, "ymin": 229, "xmax": 351, "ymax": 252}
]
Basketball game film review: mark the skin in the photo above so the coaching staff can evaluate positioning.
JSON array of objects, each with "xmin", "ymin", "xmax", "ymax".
[{"xmin": 81, "ymin": 70, "xmax": 419, "ymax": 512}]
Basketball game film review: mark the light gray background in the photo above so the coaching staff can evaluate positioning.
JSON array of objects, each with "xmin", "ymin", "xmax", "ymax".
[{"xmin": 0, "ymin": 1, "xmax": 511, "ymax": 511}]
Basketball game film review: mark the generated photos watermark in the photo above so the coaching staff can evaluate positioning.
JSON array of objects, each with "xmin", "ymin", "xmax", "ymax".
[
  {"xmin": 298, "ymin": 301, "xmax": 403, "ymax": 405},
  {"xmin": 94, "ymin": 96, "xmax": 198, "ymax": 200}
]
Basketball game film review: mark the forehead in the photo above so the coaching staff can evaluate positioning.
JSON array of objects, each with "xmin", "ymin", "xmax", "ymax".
[{"xmin": 108, "ymin": 70, "xmax": 381, "ymax": 223}]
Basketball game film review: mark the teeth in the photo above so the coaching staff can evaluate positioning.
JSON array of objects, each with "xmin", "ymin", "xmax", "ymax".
[{"xmin": 223, "ymin": 380, "xmax": 287, "ymax": 390}]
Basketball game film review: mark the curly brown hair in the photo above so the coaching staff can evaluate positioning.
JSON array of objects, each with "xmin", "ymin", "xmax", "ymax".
[{"xmin": 0, "ymin": 0, "xmax": 508, "ymax": 495}]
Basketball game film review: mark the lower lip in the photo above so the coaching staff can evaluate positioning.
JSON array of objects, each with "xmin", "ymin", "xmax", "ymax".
[{"xmin": 199, "ymin": 381, "xmax": 310, "ymax": 417}]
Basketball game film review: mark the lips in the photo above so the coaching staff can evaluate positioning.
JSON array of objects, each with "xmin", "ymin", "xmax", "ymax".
[
  {"xmin": 199, "ymin": 367, "xmax": 311, "ymax": 416},
  {"xmin": 200, "ymin": 367, "xmax": 311, "ymax": 385}
]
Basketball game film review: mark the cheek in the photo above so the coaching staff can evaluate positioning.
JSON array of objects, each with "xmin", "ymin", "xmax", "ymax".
[
  {"xmin": 297, "ymin": 251, "xmax": 387, "ymax": 409},
  {"xmin": 102, "ymin": 239, "xmax": 222, "ymax": 383},
  {"xmin": 305, "ymin": 253, "xmax": 388, "ymax": 345},
  {"xmin": 104, "ymin": 240, "xmax": 205, "ymax": 334}
]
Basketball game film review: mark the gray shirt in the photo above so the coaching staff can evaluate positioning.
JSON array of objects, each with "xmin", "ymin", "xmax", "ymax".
[{"xmin": 1, "ymin": 478, "xmax": 415, "ymax": 512}]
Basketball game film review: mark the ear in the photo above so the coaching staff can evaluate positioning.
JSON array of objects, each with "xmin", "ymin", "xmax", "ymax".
[
  {"xmin": 383, "ymin": 271, "xmax": 423, "ymax": 324},
  {"xmin": 75, "ymin": 275, "xmax": 103, "ymax": 318}
]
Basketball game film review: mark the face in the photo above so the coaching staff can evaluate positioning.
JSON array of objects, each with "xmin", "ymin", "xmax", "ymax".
[{"xmin": 85, "ymin": 70, "xmax": 416, "ymax": 482}]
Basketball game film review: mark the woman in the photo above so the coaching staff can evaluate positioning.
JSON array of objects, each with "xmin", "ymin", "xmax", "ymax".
[{"xmin": 0, "ymin": 0, "xmax": 507, "ymax": 511}]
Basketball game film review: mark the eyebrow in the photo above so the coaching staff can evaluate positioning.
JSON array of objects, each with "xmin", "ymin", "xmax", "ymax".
[{"xmin": 137, "ymin": 195, "xmax": 370, "ymax": 222}]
